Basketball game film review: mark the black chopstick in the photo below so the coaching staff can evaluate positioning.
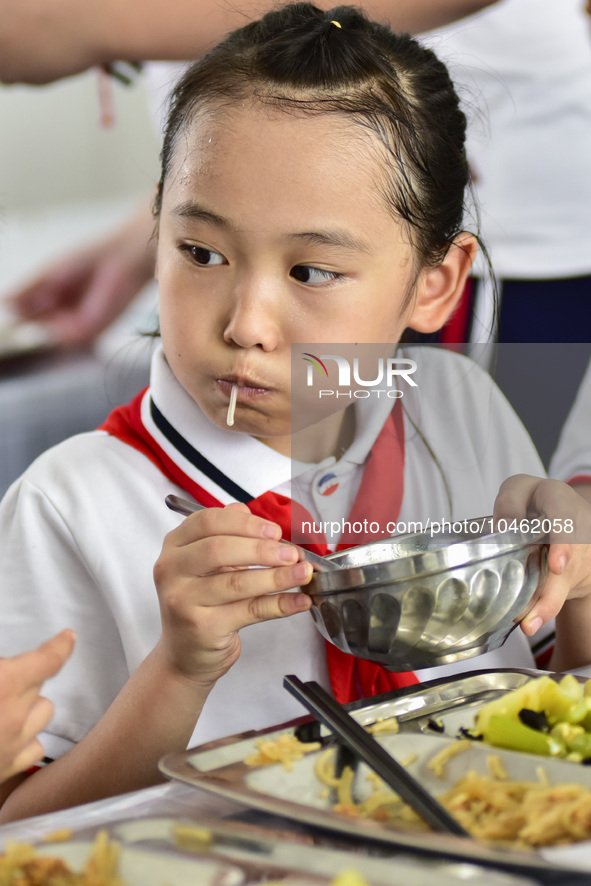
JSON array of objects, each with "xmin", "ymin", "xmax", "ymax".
[{"xmin": 283, "ymin": 675, "xmax": 469, "ymax": 837}]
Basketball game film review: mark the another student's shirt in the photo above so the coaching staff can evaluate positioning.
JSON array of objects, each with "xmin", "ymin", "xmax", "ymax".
[
  {"xmin": 550, "ymin": 359, "xmax": 591, "ymax": 488},
  {"xmin": 0, "ymin": 346, "xmax": 544, "ymax": 760}
]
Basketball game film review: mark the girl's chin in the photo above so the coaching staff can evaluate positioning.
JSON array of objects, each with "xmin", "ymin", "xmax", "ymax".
[{"xmin": 205, "ymin": 405, "xmax": 291, "ymax": 441}]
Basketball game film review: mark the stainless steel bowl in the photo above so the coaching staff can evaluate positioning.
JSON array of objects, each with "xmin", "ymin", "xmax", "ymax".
[{"xmin": 304, "ymin": 521, "xmax": 548, "ymax": 671}]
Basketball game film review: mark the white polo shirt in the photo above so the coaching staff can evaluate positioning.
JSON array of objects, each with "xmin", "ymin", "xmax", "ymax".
[{"xmin": 0, "ymin": 346, "xmax": 544, "ymax": 760}]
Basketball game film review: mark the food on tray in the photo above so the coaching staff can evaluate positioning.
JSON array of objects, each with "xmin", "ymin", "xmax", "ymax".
[
  {"xmin": 245, "ymin": 725, "xmax": 591, "ymax": 847},
  {"xmin": 426, "ymin": 740, "xmax": 472, "ymax": 777},
  {"xmin": 42, "ymin": 830, "xmax": 75, "ymax": 844},
  {"xmin": 244, "ymin": 719, "xmax": 400, "ymax": 772},
  {"xmin": 326, "ymin": 872, "xmax": 370, "ymax": 886},
  {"xmin": 315, "ymin": 745, "xmax": 591, "ymax": 847},
  {"xmin": 265, "ymin": 868, "xmax": 370, "ymax": 886},
  {"xmin": 0, "ymin": 830, "xmax": 124, "ymax": 885},
  {"xmin": 172, "ymin": 822, "xmax": 215, "ymax": 851},
  {"xmin": 472, "ymin": 674, "xmax": 591, "ymax": 761},
  {"xmin": 244, "ymin": 733, "xmax": 322, "ymax": 769}
]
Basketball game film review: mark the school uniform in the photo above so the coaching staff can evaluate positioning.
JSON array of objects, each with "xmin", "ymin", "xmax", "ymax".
[
  {"xmin": 550, "ymin": 359, "xmax": 591, "ymax": 488},
  {"xmin": 0, "ymin": 345, "xmax": 545, "ymax": 761}
]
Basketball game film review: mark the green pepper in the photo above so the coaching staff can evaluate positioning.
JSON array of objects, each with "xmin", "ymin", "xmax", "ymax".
[
  {"xmin": 485, "ymin": 715, "xmax": 566, "ymax": 757},
  {"xmin": 566, "ymin": 732, "xmax": 591, "ymax": 758}
]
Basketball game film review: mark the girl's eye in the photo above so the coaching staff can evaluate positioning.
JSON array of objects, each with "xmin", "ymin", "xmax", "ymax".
[
  {"xmin": 290, "ymin": 265, "xmax": 340, "ymax": 285},
  {"xmin": 184, "ymin": 245, "xmax": 226, "ymax": 266}
]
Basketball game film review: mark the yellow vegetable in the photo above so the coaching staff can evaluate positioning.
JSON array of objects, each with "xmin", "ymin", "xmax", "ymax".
[
  {"xmin": 474, "ymin": 675, "xmax": 591, "ymax": 761},
  {"xmin": 329, "ymin": 870, "xmax": 371, "ymax": 886}
]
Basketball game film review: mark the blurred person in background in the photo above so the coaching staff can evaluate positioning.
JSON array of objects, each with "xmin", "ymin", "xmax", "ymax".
[
  {"xmin": 0, "ymin": 0, "xmax": 498, "ymax": 346},
  {"xmin": 550, "ymin": 359, "xmax": 591, "ymax": 507},
  {"xmin": 424, "ymin": 0, "xmax": 591, "ymax": 345},
  {"xmin": 4, "ymin": 0, "xmax": 590, "ymax": 351}
]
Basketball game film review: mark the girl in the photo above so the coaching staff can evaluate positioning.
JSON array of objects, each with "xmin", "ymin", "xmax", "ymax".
[{"xmin": 0, "ymin": 3, "xmax": 589, "ymax": 820}]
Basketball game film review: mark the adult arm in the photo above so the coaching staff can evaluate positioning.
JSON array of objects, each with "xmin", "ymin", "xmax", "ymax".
[
  {"xmin": 8, "ymin": 204, "xmax": 156, "ymax": 347},
  {"xmin": 0, "ymin": 0, "xmax": 498, "ymax": 84}
]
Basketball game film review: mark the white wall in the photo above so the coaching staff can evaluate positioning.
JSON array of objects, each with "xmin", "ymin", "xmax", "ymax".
[{"xmin": 0, "ymin": 70, "xmax": 160, "ymax": 210}]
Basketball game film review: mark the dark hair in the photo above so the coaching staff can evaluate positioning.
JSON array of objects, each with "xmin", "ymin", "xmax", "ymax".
[{"xmin": 154, "ymin": 2, "xmax": 472, "ymax": 270}]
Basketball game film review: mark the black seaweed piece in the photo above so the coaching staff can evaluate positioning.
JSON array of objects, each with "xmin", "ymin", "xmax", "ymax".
[
  {"xmin": 458, "ymin": 727, "xmax": 483, "ymax": 741},
  {"xmin": 426, "ymin": 718, "xmax": 445, "ymax": 733},
  {"xmin": 334, "ymin": 742, "xmax": 359, "ymax": 778},
  {"xmin": 294, "ymin": 720, "xmax": 323, "ymax": 744},
  {"xmin": 518, "ymin": 708, "xmax": 549, "ymax": 732}
]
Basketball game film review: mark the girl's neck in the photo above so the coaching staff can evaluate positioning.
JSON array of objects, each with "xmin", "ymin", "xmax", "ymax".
[{"xmin": 256, "ymin": 405, "xmax": 356, "ymax": 463}]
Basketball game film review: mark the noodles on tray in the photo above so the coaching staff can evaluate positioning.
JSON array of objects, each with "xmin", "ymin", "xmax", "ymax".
[
  {"xmin": 245, "ymin": 732, "xmax": 591, "ymax": 848},
  {"xmin": 0, "ymin": 830, "xmax": 124, "ymax": 886},
  {"xmin": 318, "ymin": 746, "xmax": 591, "ymax": 847}
]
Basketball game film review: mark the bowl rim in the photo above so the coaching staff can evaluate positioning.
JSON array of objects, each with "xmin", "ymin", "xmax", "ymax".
[{"xmin": 307, "ymin": 520, "xmax": 548, "ymax": 594}]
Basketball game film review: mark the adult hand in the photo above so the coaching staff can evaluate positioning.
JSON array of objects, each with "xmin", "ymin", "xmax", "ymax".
[
  {"xmin": 0, "ymin": 630, "xmax": 75, "ymax": 783},
  {"xmin": 153, "ymin": 503, "xmax": 313, "ymax": 689},
  {"xmin": 8, "ymin": 207, "xmax": 156, "ymax": 347}
]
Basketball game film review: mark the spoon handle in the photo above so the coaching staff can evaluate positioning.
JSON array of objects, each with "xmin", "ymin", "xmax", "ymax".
[{"xmin": 165, "ymin": 494, "xmax": 337, "ymax": 572}]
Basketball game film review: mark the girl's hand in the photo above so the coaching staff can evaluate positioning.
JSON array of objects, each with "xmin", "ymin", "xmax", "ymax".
[
  {"xmin": 0, "ymin": 630, "xmax": 76, "ymax": 783},
  {"xmin": 493, "ymin": 474, "xmax": 591, "ymax": 635},
  {"xmin": 153, "ymin": 503, "xmax": 313, "ymax": 687}
]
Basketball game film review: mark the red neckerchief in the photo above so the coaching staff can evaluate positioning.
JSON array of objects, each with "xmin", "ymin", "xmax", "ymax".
[{"xmin": 99, "ymin": 390, "xmax": 418, "ymax": 702}]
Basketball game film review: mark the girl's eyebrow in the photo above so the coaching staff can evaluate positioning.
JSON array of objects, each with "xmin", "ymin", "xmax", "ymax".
[
  {"xmin": 171, "ymin": 200, "xmax": 372, "ymax": 254},
  {"xmin": 290, "ymin": 230, "xmax": 372, "ymax": 254},
  {"xmin": 172, "ymin": 201, "xmax": 230, "ymax": 228}
]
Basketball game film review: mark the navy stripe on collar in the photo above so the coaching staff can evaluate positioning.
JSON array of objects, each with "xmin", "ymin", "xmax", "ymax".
[{"xmin": 150, "ymin": 398, "xmax": 253, "ymax": 503}]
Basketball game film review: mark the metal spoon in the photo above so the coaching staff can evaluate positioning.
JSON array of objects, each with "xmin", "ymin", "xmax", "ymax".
[{"xmin": 165, "ymin": 494, "xmax": 339, "ymax": 572}]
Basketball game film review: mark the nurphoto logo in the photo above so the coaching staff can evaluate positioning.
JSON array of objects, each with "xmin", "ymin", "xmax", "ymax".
[{"xmin": 302, "ymin": 352, "xmax": 417, "ymax": 399}]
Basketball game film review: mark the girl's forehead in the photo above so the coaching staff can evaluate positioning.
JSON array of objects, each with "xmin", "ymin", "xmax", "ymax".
[
  {"xmin": 169, "ymin": 100, "xmax": 389, "ymax": 190},
  {"xmin": 163, "ymin": 100, "xmax": 401, "ymax": 228}
]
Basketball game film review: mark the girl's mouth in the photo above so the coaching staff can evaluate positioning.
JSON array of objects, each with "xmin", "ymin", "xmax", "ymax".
[{"xmin": 217, "ymin": 377, "xmax": 272, "ymax": 400}]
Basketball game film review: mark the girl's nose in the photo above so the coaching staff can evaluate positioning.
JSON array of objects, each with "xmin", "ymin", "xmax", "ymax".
[{"xmin": 223, "ymin": 274, "xmax": 282, "ymax": 351}]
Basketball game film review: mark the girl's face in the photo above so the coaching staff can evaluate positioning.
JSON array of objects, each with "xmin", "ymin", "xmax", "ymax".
[{"xmin": 156, "ymin": 102, "xmax": 457, "ymax": 457}]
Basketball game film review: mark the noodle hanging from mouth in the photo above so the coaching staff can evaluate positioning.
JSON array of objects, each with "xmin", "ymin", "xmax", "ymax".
[{"xmin": 226, "ymin": 384, "xmax": 238, "ymax": 426}]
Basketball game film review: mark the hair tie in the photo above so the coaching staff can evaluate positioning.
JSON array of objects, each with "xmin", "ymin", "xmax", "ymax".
[{"xmin": 330, "ymin": 20, "xmax": 342, "ymax": 28}]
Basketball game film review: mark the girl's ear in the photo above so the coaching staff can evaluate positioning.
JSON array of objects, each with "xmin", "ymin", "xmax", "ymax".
[{"xmin": 406, "ymin": 233, "xmax": 478, "ymax": 334}]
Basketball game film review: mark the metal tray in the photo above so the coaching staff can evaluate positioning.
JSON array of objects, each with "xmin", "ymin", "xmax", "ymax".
[
  {"xmin": 11, "ymin": 837, "xmax": 245, "ymax": 886},
  {"xmin": 160, "ymin": 668, "xmax": 591, "ymax": 880},
  {"xmin": 106, "ymin": 816, "xmax": 540, "ymax": 886}
]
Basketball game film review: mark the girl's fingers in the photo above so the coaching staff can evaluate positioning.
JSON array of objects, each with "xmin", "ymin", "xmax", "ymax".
[
  {"xmin": 162, "ymin": 557, "xmax": 314, "ymax": 609},
  {"xmin": 169, "ymin": 534, "xmax": 303, "ymax": 579},
  {"xmin": 493, "ymin": 474, "xmax": 539, "ymax": 524},
  {"xmin": 191, "ymin": 586, "xmax": 313, "ymax": 638},
  {"xmin": 169, "ymin": 504, "xmax": 281, "ymax": 546},
  {"xmin": 520, "ymin": 543, "xmax": 589, "ymax": 634},
  {"xmin": 521, "ymin": 570, "xmax": 569, "ymax": 635}
]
